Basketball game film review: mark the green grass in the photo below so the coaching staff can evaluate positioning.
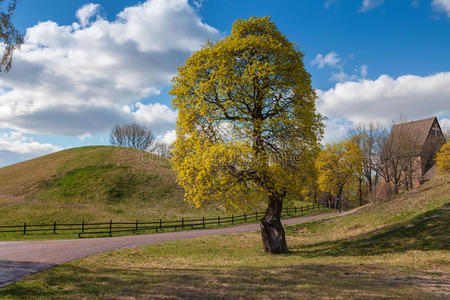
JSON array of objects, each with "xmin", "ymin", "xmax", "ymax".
[{"xmin": 1, "ymin": 175, "xmax": 449, "ymax": 299}]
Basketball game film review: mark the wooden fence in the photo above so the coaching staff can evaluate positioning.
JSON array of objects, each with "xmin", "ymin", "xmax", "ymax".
[{"xmin": 0, "ymin": 203, "xmax": 331, "ymax": 238}]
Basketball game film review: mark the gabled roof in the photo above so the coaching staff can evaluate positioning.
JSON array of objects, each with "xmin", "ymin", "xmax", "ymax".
[{"xmin": 389, "ymin": 117, "xmax": 437, "ymax": 148}]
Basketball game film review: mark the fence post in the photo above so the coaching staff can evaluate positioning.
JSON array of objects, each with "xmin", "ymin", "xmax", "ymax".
[
  {"xmin": 244, "ymin": 213, "xmax": 247, "ymax": 222},
  {"xmin": 160, "ymin": 219, "xmax": 162, "ymax": 231},
  {"xmin": 135, "ymin": 220, "xmax": 138, "ymax": 233},
  {"xmin": 294, "ymin": 206, "xmax": 297, "ymax": 216},
  {"xmin": 218, "ymin": 215, "xmax": 220, "ymax": 226},
  {"xmin": 23, "ymin": 222, "xmax": 26, "ymax": 235},
  {"xmin": 109, "ymin": 220, "xmax": 112, "ymax": 237},
  {"xmin": 231, "ymin": 215, "xmax": 234, "ymax": 224},
  {"xmin": 182, "ymin": 217, "xmax": 184, "ymax": 228},
  {"xmin": 53, "ymin": 221, "xmax": 56, "ymax": 234},
  {"xmin": 82, "ymin": 220, "xmax": 85, "ymax": 233},
  {"xmin": 255, "ymin": 211, "xmax": 258, "ymax": 220},
  {"xmin": 202, "ymin": 216, "xmax": 205, "ymax": 228}
]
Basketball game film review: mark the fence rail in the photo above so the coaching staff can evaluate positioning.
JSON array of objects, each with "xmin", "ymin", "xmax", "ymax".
[{"xmin": 0, "ymin": 203, "xmax": 332, "ymax": 238}]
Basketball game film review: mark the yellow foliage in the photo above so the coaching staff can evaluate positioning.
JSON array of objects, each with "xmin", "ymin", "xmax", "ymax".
[
  {"xmin": 170, "ymin": 17, "xmax": 324, "ymax": 211},
  {"xmin": 315, "ymin": 139, "xmax": 363, "ymax": 199},
  {"xmin": 436, "ymin": 141, "xmax": 450, "ymax": 174}
]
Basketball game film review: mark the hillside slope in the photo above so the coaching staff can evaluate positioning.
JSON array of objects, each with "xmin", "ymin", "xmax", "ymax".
[
  {"xmin": 2, "ymin": 174, "xmax": 448, "ymax": 298},
  {"xmin": 0, "ymin": 146, "xmax": 230, "ymax": 225}
]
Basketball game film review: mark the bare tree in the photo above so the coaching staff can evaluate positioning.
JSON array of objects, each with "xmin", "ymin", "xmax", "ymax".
[
  {"xmin": 378, "ymin": 121, "xmax": 421, "ymax": 194},
  {"xmin": 152, "ymin": 141, "xmax": 173, "ymax": 158},
  {"xmin": 110, "ymin": 123, "xmax": 153, "ymax": 151},
  {"xmin": 0, "ymin": 0, "xmax": 23, "ymax": 72},
  {"xmin": 349, "ymin": 121, "xmax": 384, "ymax": 202}
]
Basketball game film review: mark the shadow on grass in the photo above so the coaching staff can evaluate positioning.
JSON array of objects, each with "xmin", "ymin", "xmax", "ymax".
[
  {"xmin": 0, "ymin": 262, "xmax": 441, "ymax": 299},
  {"xmin": 289, "ymin": 204, "xmax": 450, "ymax": 258}
]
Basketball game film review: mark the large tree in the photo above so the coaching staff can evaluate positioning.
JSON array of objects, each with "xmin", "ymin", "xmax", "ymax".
[{"xmin": 170, "ymin": 17, "xmax": 323, "ymax": 254}]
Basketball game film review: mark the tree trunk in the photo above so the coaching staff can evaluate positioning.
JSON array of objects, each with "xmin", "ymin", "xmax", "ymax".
[
  {"xmin": 260, "ymin": 194, "xmax": 288, "ymax": 254},
  {"xmin": 359, "ymin": 178, "xmax": 363, "ymax": 206}
]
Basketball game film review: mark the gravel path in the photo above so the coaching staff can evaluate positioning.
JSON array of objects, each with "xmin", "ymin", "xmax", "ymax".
[{"xmin": 0, "ymin": 212, "xmax": 339, "ymax": 288}]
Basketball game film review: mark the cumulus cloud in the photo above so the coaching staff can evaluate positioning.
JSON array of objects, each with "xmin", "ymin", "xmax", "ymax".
[
  {"xmin": 432, "ymin": 0, "xmax": 450, "ymax": 17},
  {"xmin": 0, "ymin": 131, "xmax": 62, "ymax": 167},
  {"xmin": 76, "ymin": 3, "xmax": 101, "ymax": 27},
  {"xmin": 311, "ymin": 51, "xmax": 341, "ymax": 68},
  {"xmin": 360, "ymin": 0, "xmax": 384, "ymax": 12},
  {"xmin": 311, "ymin": 51, "xmax": 368, "ymax": 83},
  {"xmin": 0, "ymin": 0, "xmax": 219, "ymax": 137},
  {"xmin": 160, "ymin": 129, "xmax": 177, "ymax": 144},
  {"xmin": 0, "ymin": 131, "xmax": 61, "ymax": 154},
  {"xmin": 330, "ymin": 64, "xmax": 368, "ymax": 82},
  {"xmin": 131, "ymin": 102, "xmax": 178, "ymax": 136},
  {"xmin": 317, "ymin": 72, "xmax": 450, "ymax": 142}
]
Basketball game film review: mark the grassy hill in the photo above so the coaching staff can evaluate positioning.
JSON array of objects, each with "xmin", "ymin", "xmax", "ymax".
[
  {"xmin": 2, "ymin": 174, "xmax": 448, "ymax": 298},
  {"xmin": 0, "ymin": 146, "xmax": 262, "ymax": 226}
]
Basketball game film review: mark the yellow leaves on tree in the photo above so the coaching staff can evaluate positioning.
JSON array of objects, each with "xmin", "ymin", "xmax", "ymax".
[
  {"xmin": 315, "ymin": 139, "xmax": 363, "ymax": 210},
  {"xmin": 436, "ymin": 141, "xmax": 450, "ymax": 174},
  {"xmin": 170, "ymin": 16, "xmax": 323, "ymax": 254}
]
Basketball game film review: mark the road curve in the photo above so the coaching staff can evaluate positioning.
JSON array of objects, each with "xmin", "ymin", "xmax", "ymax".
[{"xmin": 0, "ymin": 211, "xmax": 339, "ymax": 288}]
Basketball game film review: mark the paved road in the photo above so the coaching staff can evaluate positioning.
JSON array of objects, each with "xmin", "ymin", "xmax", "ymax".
[{"xmin": 0, "ymin": 212, "xmax": 339, "ymax": 288}]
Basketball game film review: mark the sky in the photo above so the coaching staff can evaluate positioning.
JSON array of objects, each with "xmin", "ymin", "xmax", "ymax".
[{"xmin": 0, "ymin": 0, "xmax": 449, "ymax": 167}]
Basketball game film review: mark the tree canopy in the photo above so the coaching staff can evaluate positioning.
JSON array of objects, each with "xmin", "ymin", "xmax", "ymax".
[
  {"xmin": 170, "ymin": 16, "xmax": 323, "ymax": 253},
  {"xmin": 316, "ymin": 139, "xmax": 363, "ymax": 210},
  {"xmin": 436, "ymin": 141, "xmax": 450, "ymax": 175}
]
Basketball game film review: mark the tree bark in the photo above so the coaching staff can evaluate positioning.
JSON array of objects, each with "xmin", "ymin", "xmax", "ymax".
[{"xmin": 260, "ymin": 194, "xmax": 289, "ymax": 254}]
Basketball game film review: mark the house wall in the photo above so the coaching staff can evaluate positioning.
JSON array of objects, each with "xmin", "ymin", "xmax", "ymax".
[{"xmin": 420, "ymin": 119, "xmax": 446, "ymax": 175}]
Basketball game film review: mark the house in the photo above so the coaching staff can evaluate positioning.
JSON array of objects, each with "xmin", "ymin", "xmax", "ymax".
[{"xmin": 388, "ymin": 116, "xmax": 446, "ymax": 186}]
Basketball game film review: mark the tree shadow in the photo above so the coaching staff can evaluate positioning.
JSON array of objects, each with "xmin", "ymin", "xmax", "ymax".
[
  {"xmin": 0, "ymin": 263, "xmax": 442, "ymax": 299},
  {"xmin": 289, "ymin": 203, "xmax": 450, "ymax": 258}
]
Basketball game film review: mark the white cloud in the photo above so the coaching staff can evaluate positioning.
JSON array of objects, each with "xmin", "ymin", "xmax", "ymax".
[
  {"xmin": 0, "ymin": 131, "xmax": 61, "ymax": 155},
  {"xmin": 432, "ymin": 0, "xmax": 450, "ymax": 17},
  {"xmin": 360, "ymin": 0, "xmax": 384, "ymax": 12},
  {"xmin": 131, "ymin": 102, "xmax": 178, "ymax": 135},
  {"xmin": 76, "ymin": 3, "xmax": 101, "ymax": 27},
  {"xmin": 330, "ymin": 65, "xmax": 367, "ymax": 82},
  {"xmin": 317, "ymin": 72, "xmax": 450, "ymax": 143},
  {"xmin": 311, "ymin": 51, "xmax": 341, "ymax": 68},
  {"xmin": 360, "ymin": 65, "xmax": 368, "ymax": 78},
  {"xmin": 440, "ymin": 118, "xmax": 450, "ymax": 133},
  {"xmin": 0, "ymin": 134, "xmax": 62, "ymax": 167},
  {"xmin": 312, "ymin": 51, "xmax": 368, "ymax": 83},
  {"xmin": 160, "ymin": 129, "xmax": 177, "ymax": 144},
  {"xmin": 0, "ymin": 0, "xmax": 219, "ymax": 137},
  {"xmin": 330, "ymin": 70, "xmax": 358, "ymax": 82}
]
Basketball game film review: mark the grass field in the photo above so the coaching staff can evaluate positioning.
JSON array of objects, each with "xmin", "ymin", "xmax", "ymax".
[{"xmin": 1, "ymin": 175, "xmax": 448, "ymax": 299}]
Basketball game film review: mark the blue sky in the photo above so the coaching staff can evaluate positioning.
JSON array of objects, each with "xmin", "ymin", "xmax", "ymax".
[{"xmin": 0, "ymin": 0, "xmax": 449, "ymax": 167}]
